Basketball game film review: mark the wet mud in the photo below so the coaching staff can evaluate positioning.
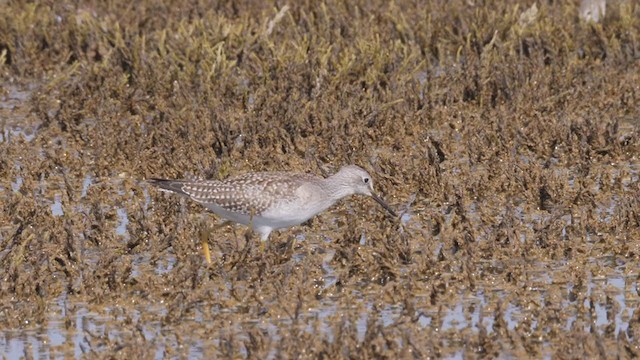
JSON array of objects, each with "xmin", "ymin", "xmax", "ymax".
[{"xmin": 1, "ymin": 0, "xmax": 639, "ymax": 358}]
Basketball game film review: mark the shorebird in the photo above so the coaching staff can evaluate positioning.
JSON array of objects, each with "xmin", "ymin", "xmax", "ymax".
[{"xmin": 148, "ymin": 165, "xmax": 396, "ymax": 262}]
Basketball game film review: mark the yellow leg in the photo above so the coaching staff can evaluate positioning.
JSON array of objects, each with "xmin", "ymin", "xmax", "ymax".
[
  {"xmin": 289, "ymin": 236, "xmax": 297, "ymax": 252},
  {"xmin": 199, "ymin": 218, "xmax": 237, "ymax": 264},
  {"xmin": 198, "ymin": 222, "xmax": 212, "ymax": 264},
  {"xmin": 202, "ymin": 238, "xmax": 212, "ymax": 264}
]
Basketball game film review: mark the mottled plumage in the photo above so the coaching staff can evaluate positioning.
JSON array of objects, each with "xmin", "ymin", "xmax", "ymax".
[
  {"xmin": 148, "ymin": 165, "xmax": 396, "ymax": 242},
  {"xmin": 149, "ymin": 172, "xmax": 319, "ymax": 216}
]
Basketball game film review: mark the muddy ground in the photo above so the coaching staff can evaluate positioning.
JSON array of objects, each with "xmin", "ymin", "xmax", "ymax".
[{"xmin": 0, "ymin": 0, "xmax": 639, "ymax": 358}]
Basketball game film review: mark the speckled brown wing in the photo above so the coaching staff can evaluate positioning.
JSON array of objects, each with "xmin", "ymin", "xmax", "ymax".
[{"xmin": 149, "ymin": 172, "xmax": 320, "ymax": 216}]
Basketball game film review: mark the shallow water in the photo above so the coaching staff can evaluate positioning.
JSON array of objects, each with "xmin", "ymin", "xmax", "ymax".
[{"xmin": 1, "ymin": 266, "xmax": 635, "ymax": 358}]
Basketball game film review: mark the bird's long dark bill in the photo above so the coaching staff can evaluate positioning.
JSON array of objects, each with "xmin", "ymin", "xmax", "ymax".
[{"xmin": 371, "ymin": 193, "xmax": 397, "ymax": 217}]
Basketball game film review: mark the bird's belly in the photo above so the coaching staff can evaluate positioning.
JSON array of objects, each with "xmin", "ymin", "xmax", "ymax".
[
  {"xmin": 203, "ymin": 203, "xmax": 315, "ymax": 230},
  {"xmin": 203, "ymin": 204, "xmax": 253, "ymax": 225},
  {"xmin": 258, "ymin": 198, "xmax": 331, "ymax": 230},
  {"xmin": 257, "ymin": 207, "xmax": 317, "ymax": 229}
]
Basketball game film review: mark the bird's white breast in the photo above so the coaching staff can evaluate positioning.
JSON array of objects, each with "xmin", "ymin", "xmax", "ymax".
[{"xmin": 257, "ymin": 183, "xmax": 334, "ymax": 229}]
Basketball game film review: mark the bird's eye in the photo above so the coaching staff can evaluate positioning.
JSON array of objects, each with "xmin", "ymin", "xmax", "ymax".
[{"xmin": 363, "ymin": 177, "xmax": 370, "ymax": 184}]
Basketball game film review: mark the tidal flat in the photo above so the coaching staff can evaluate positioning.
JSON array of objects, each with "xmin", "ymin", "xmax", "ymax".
[{"xmin": 0, "ymin": 1, "xmax": 639, "ymax": 358}]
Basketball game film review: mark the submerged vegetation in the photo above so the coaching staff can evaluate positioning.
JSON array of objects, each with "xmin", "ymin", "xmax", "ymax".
[{"xmin": 0, "ymin": 0, "xmax": 639, "ymax": 357}]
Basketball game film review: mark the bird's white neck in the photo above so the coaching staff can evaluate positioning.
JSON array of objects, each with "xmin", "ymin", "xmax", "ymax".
[{"xmin": 319, "ymin": 171, "xmax": 355, "ymax": 202}]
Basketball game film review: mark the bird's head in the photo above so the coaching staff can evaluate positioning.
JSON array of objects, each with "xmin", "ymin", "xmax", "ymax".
[{"xmin": 335, "ymin": 165, "xmax": 396, "ymax": 217}]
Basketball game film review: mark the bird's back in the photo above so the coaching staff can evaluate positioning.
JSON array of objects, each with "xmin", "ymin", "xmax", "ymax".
[{"xmin": 148, "ymin": 171, "xmax": 321, "ymax": 217}]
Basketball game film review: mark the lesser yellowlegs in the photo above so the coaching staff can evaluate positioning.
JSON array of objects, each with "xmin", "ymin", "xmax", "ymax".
[{"xmin": 148, "ymin": 165, "xmax": 396, "ymax": 262}]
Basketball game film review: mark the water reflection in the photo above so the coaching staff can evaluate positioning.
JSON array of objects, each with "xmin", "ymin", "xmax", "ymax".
[
  {"xmin": 51, "ymin": 194, "xmax": 64, "ymax": 217},
  {"xmin": 0, "ymin": 257, "xmax": 636, "ymax": 359}
]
